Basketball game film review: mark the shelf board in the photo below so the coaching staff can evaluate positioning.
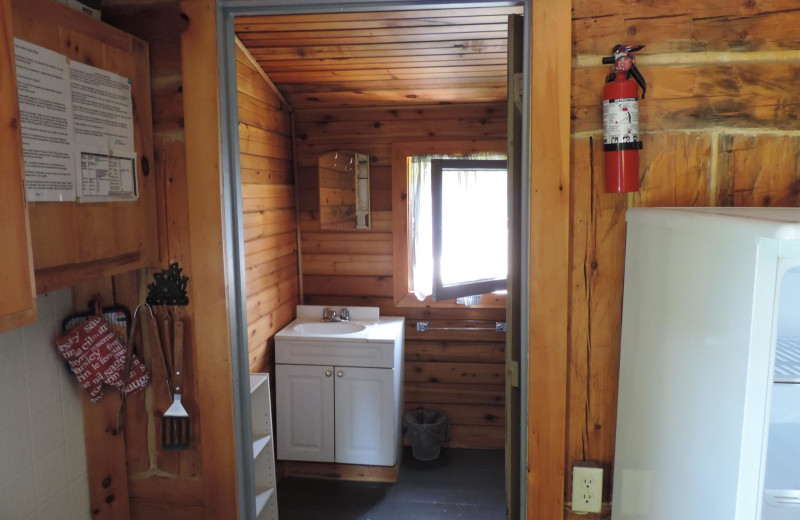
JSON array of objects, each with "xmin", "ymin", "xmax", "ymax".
[
  {"xmin": 250, "ymin": 373, "xmax": 268, "ymax": 394},
  {"xmin": 253, "ymin": 434, "xmax": 272, "ymax": 460},
  {"xmin": 255, "ymin": 486, "xmax": 275, "ymax": 516}
]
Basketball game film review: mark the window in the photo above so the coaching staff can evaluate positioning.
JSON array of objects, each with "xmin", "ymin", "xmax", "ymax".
[
  {"xmin": 391, "ymin": 141, "xmax": 508, "ymax": 308},
  {"xmin": 430, "ymin": 159, "xmax": 507, "ymax": 301}
]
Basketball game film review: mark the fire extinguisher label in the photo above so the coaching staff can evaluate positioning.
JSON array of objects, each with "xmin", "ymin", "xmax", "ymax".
[{"xmin": 603, "ymin": 97, "xmax": 639, "ymax": 145}]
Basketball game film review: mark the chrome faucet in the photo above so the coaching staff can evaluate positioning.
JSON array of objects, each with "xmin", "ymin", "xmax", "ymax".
[{"xmin": 322, "ymin": 308, "xmax": 350, "ymax": 322}]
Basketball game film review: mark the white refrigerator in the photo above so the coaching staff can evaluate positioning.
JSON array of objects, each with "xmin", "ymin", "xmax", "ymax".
[{"xmin": 613, "ymin": 207, "xmax": 800, "ymax": 520}]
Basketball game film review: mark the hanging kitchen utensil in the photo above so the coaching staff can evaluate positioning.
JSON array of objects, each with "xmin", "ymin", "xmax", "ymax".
[
  {"xmin": 145, "ymin": 263, "xmax": 191, "ymax": 449},
  {"xmin": 57, "ymin": 297, "xmax": 150, "ymax": 404},
  {"xmin": 160, "ymin": 314, "xmax": 173, "ymax": 378},
  {"xmin": 162, "ymin": 317, "xmax": 190, "ymax": 449},
  {"xmin": 118, "ymin": 303, "xmax": 172, "ymax": 432}
]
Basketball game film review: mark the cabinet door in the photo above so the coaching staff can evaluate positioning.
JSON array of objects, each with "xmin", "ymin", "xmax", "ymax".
[
  {"xmin": 276, "ymin": 364, "xmax": 335, "ymax": 462},
  {"xmin": 13, "ymin": 0, "xmax": 159, "ymax": 293},
  {"xmin": 0, "ymin": 0, "xmax": 36, "ymax": 333},
  {"xmin": 335, "ymin": 367, "xmax": 395, "ymax": 466}
]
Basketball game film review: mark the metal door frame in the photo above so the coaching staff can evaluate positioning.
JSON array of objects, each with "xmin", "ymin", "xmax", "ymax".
[{"xmin": 214, "ymin": 2, "xmax": 531, "ymax": 518}]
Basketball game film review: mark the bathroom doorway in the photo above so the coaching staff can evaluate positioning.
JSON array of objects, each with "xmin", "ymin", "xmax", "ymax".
[{"xmin": 216, "ymin": 2, "xmax": 531, "ymax": 518}]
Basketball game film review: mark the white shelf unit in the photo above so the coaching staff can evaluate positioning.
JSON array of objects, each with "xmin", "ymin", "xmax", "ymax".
[{"xmin": 250, "ymin": 373, "xmax": 278, "ymax": 520}]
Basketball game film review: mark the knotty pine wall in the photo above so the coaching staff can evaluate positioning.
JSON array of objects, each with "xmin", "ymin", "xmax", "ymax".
[
  {"xmin": 294, "ymin": 104, "xmax": 508, "ymax": 449},
  {"xmin": 235, "ymin": 44, "xmax": 299, "ymax": 375},
  {"xmin": 568, "ymin": 0, "xmax": 800, "ymax": 513},
  {"xmin": 90, "ymin": 1, "xmax": 800, "ymax": 516},
  {"xmin": 102, "ymin": 3, "xmax": 206, "ymax": 519}
]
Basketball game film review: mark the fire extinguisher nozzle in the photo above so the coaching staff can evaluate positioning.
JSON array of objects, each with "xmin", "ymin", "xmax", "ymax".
[{"xmin": 630, "ymin": 66, "xmax": 647, "ymax": 99}]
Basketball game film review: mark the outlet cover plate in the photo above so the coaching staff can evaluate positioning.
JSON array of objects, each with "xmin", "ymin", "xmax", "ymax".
[{"xmin": 572, "ymin": 463, "xmax": 603, "ymax": 513}]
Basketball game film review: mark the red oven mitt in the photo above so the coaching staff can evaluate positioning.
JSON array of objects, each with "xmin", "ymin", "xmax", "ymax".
[{"xmin": 57, "ymin": 315, "xmax": 150, "ymax": 403}]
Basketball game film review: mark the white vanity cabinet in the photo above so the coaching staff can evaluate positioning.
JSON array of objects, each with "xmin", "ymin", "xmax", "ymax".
[
  {"xmin": 334, "ymin": 366, "xmax": 395, "ymax": 465},
  {"xmin": 275, "ymin": 306, "xmax": 404, "ymax": 467},
  {"xmin": 275, "ymin": 364, "xmax": 335, "ymax": 462},
  {"xmin": 277, "ymin": 364, "xmax": 395, "ymax": 465}
]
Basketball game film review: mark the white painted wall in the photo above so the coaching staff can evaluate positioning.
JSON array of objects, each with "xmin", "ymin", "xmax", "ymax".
[{"xmin": 0, "ymin": 290, "xmax": 91, "ymax": 520}]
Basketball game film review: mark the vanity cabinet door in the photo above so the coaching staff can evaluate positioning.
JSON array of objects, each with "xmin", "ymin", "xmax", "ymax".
[
  {"xmin": 334, "ymin": 367, "xmax": 395, "ymax": 466},
  {"xmin": 276, "ymin": 364, "xmax": 335, "ymax": 463}
]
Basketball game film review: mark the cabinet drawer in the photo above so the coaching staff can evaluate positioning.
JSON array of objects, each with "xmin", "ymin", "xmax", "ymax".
[{"xmin": 275, "ymin": 340, "xmax": 396, "ymax": 368}]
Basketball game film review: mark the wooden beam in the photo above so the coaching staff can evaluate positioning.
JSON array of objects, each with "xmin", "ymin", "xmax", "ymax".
[
  {"xmin": 265, "ymin": 66, "xmax": 507, "ymax": 83},
  {"xmin": 238, "ymin": 30, "xmax": 504, "ymax": 48},
  {"xmin": 34, "ymin": 253, "xmax": 143, "ymax": 294},
  {"xmin": 179, "ymin": 2, "xmax": 238, "ymax": 519},
  {"xmin": 527, "ymin": 1, "xmax": 572, "ymax": 519},
  {"xmin": 256, "ymin": 55, "xmax": 508, "ymax": 72},
  {"xmin": 240, "ymin": 16, "xmax": 514, "ymax": 33},
  {"xmin": 293, "ymin": 103, "xmax": 506, "ymax": 123},
  {"xmin": 283, "ymin": 87, "xmax": 507, "ymax": 109},
  {"xmin": 237, "ymin": 7, "xmax": 522, "ymax": 26},
  {"xmin": 235, "ymin": 9, "xmax": 521, "ymax": 28},
  {"xmin": 245, "ymin": 40, "xmax": 509, "ymax": 60},
  {"xmin": 237, "ymin": 24, "xmax": 509, "ymax": 43}
]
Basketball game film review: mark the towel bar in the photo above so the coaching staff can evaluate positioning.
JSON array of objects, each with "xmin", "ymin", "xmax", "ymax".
[{"xmin": 416, "ymin": 322, "xmax": 506, "ymax": 333}]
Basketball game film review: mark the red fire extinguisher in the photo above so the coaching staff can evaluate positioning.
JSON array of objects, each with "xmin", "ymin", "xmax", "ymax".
[{"xmin": 602, "ymin": 44, "xmax": 647, "ymax": 193}]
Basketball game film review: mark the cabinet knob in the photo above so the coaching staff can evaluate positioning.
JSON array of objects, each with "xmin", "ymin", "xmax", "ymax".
[
  {"xmin": 337, "ymin": 370, "xmax": 344, "ymax": 377},
  {"xmin": 325, "ymin": 370, "xmax": 332, "ymax": 377}
]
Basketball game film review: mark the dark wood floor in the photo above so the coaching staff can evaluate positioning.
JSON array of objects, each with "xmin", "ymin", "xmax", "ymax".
[{"xmin": 277, "ymin": 449, "xmax": 506, "ymax": 520}]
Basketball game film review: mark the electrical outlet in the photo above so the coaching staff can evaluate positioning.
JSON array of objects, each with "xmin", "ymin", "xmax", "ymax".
[{"xmin": 572, "ymin": 462, "xmax": 603, "ymax": 513}]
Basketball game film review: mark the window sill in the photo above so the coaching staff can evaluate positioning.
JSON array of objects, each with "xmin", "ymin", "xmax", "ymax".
[{"xmin": 394, "ymin": 292, "xmax": 506, "ymax": 309}]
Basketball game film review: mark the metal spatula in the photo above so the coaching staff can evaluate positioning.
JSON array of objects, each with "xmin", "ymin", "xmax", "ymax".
[{"xmin": 162, "ymin": 318, "xmax": 190, "ymax": 449}]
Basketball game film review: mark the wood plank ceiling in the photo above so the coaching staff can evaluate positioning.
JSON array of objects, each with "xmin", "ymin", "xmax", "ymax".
[{"xmin": 234, "ymin": 6, "xmax": 523, "ymax": 109}]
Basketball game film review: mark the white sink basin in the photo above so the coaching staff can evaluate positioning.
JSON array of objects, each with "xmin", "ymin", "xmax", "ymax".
[{"xmin": 292, "ymin": 322, "xmax": 368, "ymax": 335}]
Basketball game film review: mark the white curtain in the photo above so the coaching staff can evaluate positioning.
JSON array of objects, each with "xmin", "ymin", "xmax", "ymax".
[
  {"xmin": 409, "ymin": 153, "xmax": 506, "ymax": 301},
  {"xmin": 410, "ymin": 155, "xmax": 434, "ymax": 300}
]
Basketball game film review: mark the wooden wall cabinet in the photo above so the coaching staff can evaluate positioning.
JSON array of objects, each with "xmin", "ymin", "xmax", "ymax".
[
  {"xmin": 12, "ymin": 0, "xmax": 159, "ymax": 295},
  {"xmin": 0, "ymin": 0, "xmax": 36, "ymax": 333}
]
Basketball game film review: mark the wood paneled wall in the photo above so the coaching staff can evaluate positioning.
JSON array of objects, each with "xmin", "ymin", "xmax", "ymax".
[
  {"xmin": 235, "ymin": 43, "xmax": 299, "ymax": 375},
  {"xmin": 294, "ymin": 103, "xmax": 507, "ymax": 449},
  {"xmin": 62, "ymin": 2, "xmax": 800, "ymax": 516},
  {"xmin": 567, "ymin": 1, "xmax": 800, "ymax": 515},
  {"xmin": 101, "ymin": 2, "xmax": 207, "ymax": 519}
]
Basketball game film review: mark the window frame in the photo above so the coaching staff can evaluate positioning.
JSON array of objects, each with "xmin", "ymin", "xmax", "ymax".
[
  {"xmin": 430, "ymin": 158, "xmax": 508, "ymax": 302},
  {"xmin": 391, "ymin": 140, "xmax": 507, "ymax": 308}
]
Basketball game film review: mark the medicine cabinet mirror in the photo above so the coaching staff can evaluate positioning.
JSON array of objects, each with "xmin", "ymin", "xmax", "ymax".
[{"xmin": 318, "ymin": 151, "xmax": 371, "ymax": 230}]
